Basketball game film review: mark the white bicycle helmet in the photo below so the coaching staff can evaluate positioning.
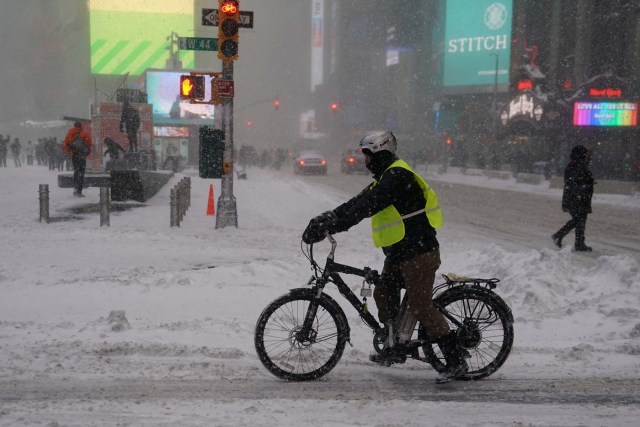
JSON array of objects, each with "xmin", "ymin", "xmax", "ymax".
[{"xmin": 358, "ymin": 130, "xmax": 397, "ymax": 155}]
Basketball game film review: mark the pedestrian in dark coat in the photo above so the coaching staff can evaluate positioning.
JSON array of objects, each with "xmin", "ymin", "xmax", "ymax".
[
  {"xmin": 62, "ymin": 122, "xmax": 92, "ymax": 197},
  {"xmin": 0, "ymin": 135, "xmax": 8, "ymax": 167},
  {"xmin": 10, "ymin": 138, "xmax": 22, "ymax": 167},
  {"xmin": 552, "ymin": 145, "xmax": 595, "ymax": 251}
]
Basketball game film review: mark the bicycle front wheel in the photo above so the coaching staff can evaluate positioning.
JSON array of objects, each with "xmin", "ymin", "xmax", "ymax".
[
  {"xmin": 254, "ymin": 290, "xmax": 349, "ymax": 381},
  {"xmin": 420, "ymin": 287, "xmax": 514, "ymax": 380}
]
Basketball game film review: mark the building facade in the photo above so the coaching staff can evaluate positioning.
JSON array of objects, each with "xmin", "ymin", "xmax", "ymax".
[{"xmin": 312, "ymin": 0, "xmax": 640, "ymax": 180}]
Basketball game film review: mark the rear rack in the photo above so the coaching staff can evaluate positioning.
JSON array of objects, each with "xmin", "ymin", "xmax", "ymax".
[{"xmin": 435, "ymin": 273, "xmax": 500, "ymax": 292}]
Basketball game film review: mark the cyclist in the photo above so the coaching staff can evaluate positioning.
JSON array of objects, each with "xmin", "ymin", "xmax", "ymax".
[{"xmin": 302, "ymin": 130, "xmax": 469, "ymax": 383}]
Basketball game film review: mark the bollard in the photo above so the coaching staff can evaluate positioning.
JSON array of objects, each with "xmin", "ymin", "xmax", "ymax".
[
  {"xmin": 177, "ymin": 182, "xmax": 184, "ymax": 222},
  {"xmin": 170, "ymin": 187, "xmax": 179, "ymax": 227},
  {"xmin": 99, "ymin": 187, "xmax": 110, "ymax": 227},
  {"xmin": 186, "ymin": 177, "xmax": 191, "ymax": 209},
  {"xmin": 39, "ymin": 184, "xmax": 49, "ymax": 223}
]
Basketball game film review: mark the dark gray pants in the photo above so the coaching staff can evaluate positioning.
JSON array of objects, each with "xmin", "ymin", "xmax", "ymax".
[
  {"xmin": 72, "ymin": 156, "xmax": 87, "ymax": 194},
  {"xmin": 555, "ymin": 212, "xmax": 588, "ymax": 246},
  {"xmin": 373, "ymin": 250, "xmax": 450, "ymax": 342}
]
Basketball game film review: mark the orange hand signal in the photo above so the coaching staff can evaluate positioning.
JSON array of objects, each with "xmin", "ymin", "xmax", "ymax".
[{"xmin": 181, "ymin": 78, "xmax": 194, "ymax": 97}]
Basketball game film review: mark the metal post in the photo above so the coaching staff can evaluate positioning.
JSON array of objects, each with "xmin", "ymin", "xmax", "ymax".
[
  {"xmin": 170, "ymin": 187, "xmax": 178, "ymax": 227},
  {"xmin": 186, "ymin": 177, "xmax": 191, "ymax": 209},
  {"xmin": 179, "ymin": 179, "xmax": 185, "ymax": 221},
  {"xmin": 38, "ymin": 184, "xmax": 49, "ymax": 223},
  {"xmin": 99, "ymin": 187, "xmax": 110, "ymax": 227},
  {"xmin": 216, "ymin": 60, "xmax": 238, "ymax": 229}
]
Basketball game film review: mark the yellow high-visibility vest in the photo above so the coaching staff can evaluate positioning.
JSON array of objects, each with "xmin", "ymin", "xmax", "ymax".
[{"xmin": 370, "ymin": 160, "xmax": 443, "ymax": 248}]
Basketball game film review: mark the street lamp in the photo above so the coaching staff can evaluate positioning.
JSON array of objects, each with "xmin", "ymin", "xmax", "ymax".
[
  {"xmin": 490, "ymin": 53, "xmax": 499, "ymax": 162},
  {"xmin": 490, "ymin": 53, "xmax": 499, "ymax": 115}
]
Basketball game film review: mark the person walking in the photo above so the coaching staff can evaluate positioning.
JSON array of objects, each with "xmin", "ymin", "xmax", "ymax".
[
  {"xmin": 62, "ymin": 121, "xmax": 92, "ymax": 197},
  {"xmin": 24, "ymin": 140, "xmax": 35, "ymax": 165},
  {"xmin": 302, "ymin": 130, "xmax": 469, "ymax": 384},
  {"xmin": 10, "ymin": 138, "xmax": 22, "ymax": 167},
  {"xmin": 552, "ymin": 145, "xmax": 595, "ymax": 252},
  {"xmin": 0, "ymin": 134, "xmax": 8, "ymax": 167}
]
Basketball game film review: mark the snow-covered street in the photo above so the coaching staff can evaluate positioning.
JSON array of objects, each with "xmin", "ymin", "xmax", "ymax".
[{"xmin": 1, "ymin": 165, "xmax": 639, "ymax": 426}]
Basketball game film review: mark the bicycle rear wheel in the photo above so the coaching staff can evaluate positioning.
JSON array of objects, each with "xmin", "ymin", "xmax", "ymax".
[
  {"xmin": 254, "ymin": 290, "xmax": 349, "ymax": 381},
  {"xmin": 419, "ymin": 287, "xmax": 514, "ymax": 380}
]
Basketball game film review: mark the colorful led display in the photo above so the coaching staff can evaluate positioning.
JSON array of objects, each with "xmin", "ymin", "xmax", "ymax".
[
  {"xmin": 573, "ymin": 102, "xmax": 638, "ymax": 127},
  {"xmin": 90, "ymin": 0, "xmax": 195, "ymax": 76}
]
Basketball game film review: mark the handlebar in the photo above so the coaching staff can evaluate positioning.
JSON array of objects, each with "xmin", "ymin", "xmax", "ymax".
[{"xmin": 304, "ymin": 232, "xmax": 380, "ymax": 285}]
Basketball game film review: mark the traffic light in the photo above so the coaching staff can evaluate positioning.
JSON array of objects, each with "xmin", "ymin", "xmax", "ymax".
[
  {"xmin": 180, "ymin": 75, "xmax": 205, "ymax": 100},
  {"xmin": 331, "ymin": 102, "xmax": 338, "ymax": 113},
  {"xmin": 274, "ymin": 98, "xmax": 280, "ymax": 111},
  {"xmin": 199, "ymin": 127, "xmax": 225, "ymax": 179},
  {"xmin": 218, "ymin": 0, "xmax": 240, "ymax": 61}
]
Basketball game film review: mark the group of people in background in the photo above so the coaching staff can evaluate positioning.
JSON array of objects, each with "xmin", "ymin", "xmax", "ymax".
[{"xmin": 0, "ymin": 133, "xmax": 73, "ymax": 171}]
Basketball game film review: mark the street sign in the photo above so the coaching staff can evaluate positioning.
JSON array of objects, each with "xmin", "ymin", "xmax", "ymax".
[
  {"xmin": 179, "ymin": 37, "xmax": 218, "ymax": 51},
  {"xmin": 202, "ymin": 8, "xmax": 254, "ymax": 28},
  {"xmin": 217, "ymin": 80, "xmax": 235, "ymax": 98}
]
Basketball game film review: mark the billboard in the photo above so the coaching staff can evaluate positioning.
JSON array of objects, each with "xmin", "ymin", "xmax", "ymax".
[
  {"xmin": 573, "ymin": 102, "xmax": 638, "ymax": 127},
  {"xmin": 443, "ymin": 0, "xmax": 512, "ymax": 89},
  {"xmin": 146, "ymin": 70, "xmax": 216, "ymax": 125},
  {"xmin": 90, "ymin": 0, "xmax": 194, "ymax": 75}
]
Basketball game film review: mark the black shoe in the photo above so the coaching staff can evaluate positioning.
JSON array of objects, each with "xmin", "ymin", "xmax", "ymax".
[
  {"xmin": 435, "ymin": 360, "xmax": 469, "ymax": 384},
  {"xmin": 551, "ymin": 234, "xmax": 562, "ymax": 248},
  {"xmin": 368, "ymin": 347, "xmax": 407, "ymax": 366},
  {"xmin": 574, "ymin": 244, "xmax": 592, "ymax": 252},
  {"xmin": 435, "ymin": 332, "xmax": 470, "ymax": 384}
]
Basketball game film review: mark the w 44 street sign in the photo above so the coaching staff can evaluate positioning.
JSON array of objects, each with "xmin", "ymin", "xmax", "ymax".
[{"xmin": 179, "ymin": 37, "xmax": 218, "ymax": 51}]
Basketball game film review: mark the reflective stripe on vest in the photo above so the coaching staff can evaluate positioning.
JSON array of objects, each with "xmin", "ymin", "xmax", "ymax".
[{"xmin": 370, "ymin": 160, "xmax": 443, "ymax": 248}]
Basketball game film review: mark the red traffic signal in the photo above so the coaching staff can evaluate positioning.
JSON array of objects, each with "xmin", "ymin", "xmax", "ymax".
[
  {"xmin": 274, "ymin": 98, "xmax": 280, "ymax": 111},
  {"xmin": 218, "ymin": 0, "xmax": 240, "ymax": 61},
  {"xmin": 331, "ymin": 102, "xmax": 338, "ymax": 112},
  {"xmin": 180, "ymin": 75, "xmax": 205, "ymax": 100}
]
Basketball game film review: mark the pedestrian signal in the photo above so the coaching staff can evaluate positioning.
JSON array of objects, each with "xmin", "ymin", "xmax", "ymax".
[{"xmin": 180, "ymin": 75, "xmax": 205, "ymax": 100}]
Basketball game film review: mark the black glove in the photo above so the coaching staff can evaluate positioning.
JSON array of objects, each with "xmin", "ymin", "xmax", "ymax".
[{"xmin": 302, "ymin": 211, "xmax": 337, "ymax": 244}]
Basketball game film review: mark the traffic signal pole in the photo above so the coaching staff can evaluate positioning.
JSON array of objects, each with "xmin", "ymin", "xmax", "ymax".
[{"xmin": 215, "ymin": 59, "xmax": 238, "ymax": 228}]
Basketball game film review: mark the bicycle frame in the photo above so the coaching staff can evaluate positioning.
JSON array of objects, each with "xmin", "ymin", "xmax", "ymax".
[
  {"xmin": 298, "ymin": 233, "xmax": 502, "ymax": 345},
  {"xmin": 297, "ymin": 234, "xmax": 382, "ymax": 342}
]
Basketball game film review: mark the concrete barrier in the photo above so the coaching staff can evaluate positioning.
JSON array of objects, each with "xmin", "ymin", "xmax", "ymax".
[
  {"xmin": 485, "ymin": 170, "xmax": 511, "ymax": 180},
  {"xmin": 549, "ymin": 176, "xmax": 564, "ymax": 189},
  {"xmin": 593, "ymin": 179, "xmax": 637, "ymax": 195},
  {"xmin": 549, "ymin": 177, "xmax": 637, "ymax": 195},
  {"xmin": 463, "ymin": 168, "xmax": 485, "ymax": 177},
  {"xmin": 516, "ymin": 173, "xmax": 543, "ymax": 185}
]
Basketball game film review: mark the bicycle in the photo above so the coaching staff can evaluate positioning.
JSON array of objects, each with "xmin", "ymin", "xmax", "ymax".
[{"xmin": 254, "ymin": 233, "xmax": 514, "ymax": 382}]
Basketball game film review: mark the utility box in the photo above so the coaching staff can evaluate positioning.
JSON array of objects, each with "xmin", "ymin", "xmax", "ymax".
[{"xmin": 199, "ymin": 127, "xmax": 224, "ymax": 179}]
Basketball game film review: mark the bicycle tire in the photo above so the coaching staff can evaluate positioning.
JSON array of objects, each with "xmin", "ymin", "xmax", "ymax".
[
  {"xmin": 254, "ymin": 290, "xmax": 349, "ymax": 381},
  {"xmin": 419, "ymin": 286, "xmax": 514, "ymax": 380}
]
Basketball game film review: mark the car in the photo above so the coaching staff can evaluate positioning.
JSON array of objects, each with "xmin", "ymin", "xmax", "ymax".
[
  {"xmin": 293, "ymin": 150, "xmax": 327, "ymax": 175},
  {"xmin": 340, "ymin": 147, "xmax": 367, "ymax": 174}
]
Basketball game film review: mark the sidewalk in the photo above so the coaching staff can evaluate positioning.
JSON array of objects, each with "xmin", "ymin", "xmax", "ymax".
[{"xmin": 421, "ymin": 164, "xmax": 640, "ymax": 208}]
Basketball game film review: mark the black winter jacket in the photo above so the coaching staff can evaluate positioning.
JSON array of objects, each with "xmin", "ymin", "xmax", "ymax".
[
  {"xmin": 332, "ymin": 160, "xmax": 439, "ymax": 262},
  {"xmin": 562, "ymin": 147, "xmax": 594, "ymax": 214}
]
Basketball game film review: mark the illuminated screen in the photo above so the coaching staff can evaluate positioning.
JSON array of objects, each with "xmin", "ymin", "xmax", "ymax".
[
  {"xmin": 146, "ymin": 70, "xmax": 215, "ymax": 125},
  {"xmin": 444, "ymin": 0, "xmax": 513, "ymax": 88},
  {"xmin": 154, "ymin": 126, "xmax": 189, "ymax": 137},
  {"xmin": 573, "ymin": 102, "xmax": 638, "ymax": 127},
  {"xmin": 90, "ymin": 0, "xmax": 194, "ymax": 75}
]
